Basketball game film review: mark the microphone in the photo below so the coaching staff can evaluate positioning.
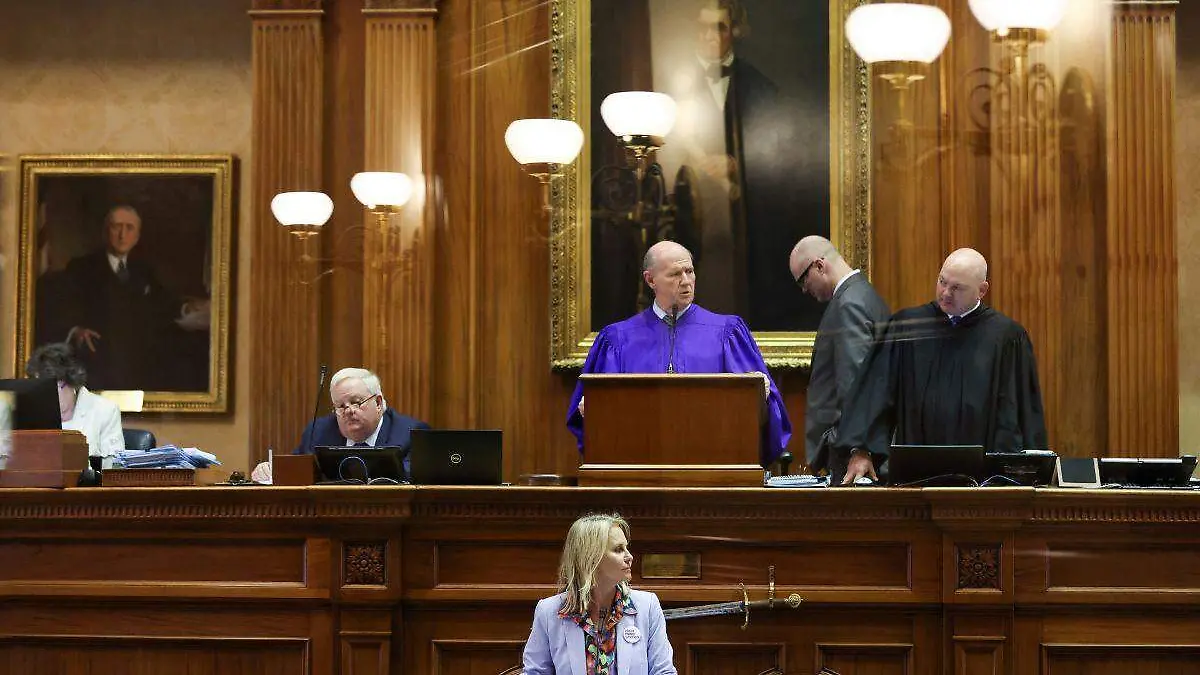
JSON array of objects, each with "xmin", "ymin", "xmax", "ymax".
[
  {"xmin": 305, "ymin": 364, "xmax": 329, "ymax": 456},
  {"xmin": 666, "ymin": 303, "xmax": 679, "ymax": 374}
]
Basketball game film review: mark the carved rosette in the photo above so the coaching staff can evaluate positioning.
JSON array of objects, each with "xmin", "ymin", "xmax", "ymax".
[
  {"xmin": 344, "ymin": 542, "xmax": 387, "ymax": 586},
  {"xmin": 956, "ymin": 545, "xmax": 1001, "ymax": 590}
]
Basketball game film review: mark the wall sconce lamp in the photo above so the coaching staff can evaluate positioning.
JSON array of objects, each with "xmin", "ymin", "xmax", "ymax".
[
  {"xmin": 272, "ymin": 171, "xmax": 413, "ymax": 275},
  {"xmin": 270, "ymin": 191, "xmax": 334, "ymax": 264},
  {"xmin": 504, "ymin": 118, "xmax": 585, "ymax": 210},
  {"xmin": 969, "ymin": 0, "xmax": 1068, "ymax": 60},
  {"xmin": 846, "ymin": 3, "xmax": 952, "ymax": 101}
]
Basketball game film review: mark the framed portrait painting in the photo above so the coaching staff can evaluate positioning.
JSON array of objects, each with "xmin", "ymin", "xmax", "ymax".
[
  {"xmin": 16, "ymin": 155, "xmax": 234, "ymax": 413},
  {"xmin": 549, "ymin": 0, "xmax": 872, "ymax": 367}
]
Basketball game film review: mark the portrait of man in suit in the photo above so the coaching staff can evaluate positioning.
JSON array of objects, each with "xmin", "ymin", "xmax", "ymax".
[
  {"xmin": 28, "ymin": 170, "xmax": 220, "ymax": 396},
  {"xmin": 589, "ymin": 0, "xmax": 832, "ymax": 333}
]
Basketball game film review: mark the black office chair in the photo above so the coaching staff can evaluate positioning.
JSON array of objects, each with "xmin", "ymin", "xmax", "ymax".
[{"xmin": 122, "ymin": 428, "xmax": 156, "ymax": 451}]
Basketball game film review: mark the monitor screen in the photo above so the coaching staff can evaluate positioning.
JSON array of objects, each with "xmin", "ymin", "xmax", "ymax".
[
  {"xmin": 314, "ymin": 446, "xmax": 409, "ymax": 484},
  {"xmin": 0, "ymin": 378, "xmax": 62, "ymax": 431}
]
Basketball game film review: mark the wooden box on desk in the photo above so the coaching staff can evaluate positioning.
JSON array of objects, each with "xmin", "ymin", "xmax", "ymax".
[
  {"xmin": 0, "ymin": 429, "xmax": 89, "ymax": 488},
  {"xmin": 273, "ymin": 454, "xmax": 317, "ymax": 486},
  {"xmin": 578, "ymin": 373, "xmax": 764, "ymax": 487}
]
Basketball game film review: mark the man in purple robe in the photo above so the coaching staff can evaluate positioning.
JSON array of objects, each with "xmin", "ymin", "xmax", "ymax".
[{"xmin": 567, "ymin": 240, "xmax": 791, "ymax": 467}]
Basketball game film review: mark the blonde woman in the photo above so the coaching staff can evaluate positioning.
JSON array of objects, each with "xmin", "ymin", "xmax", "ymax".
[{"xmin": 522, "ymin": 513, "xmax": 676, "ymax": 675}]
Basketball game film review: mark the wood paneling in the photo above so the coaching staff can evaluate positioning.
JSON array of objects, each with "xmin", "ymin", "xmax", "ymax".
[
  {"xmin": 0, "ymin": 638, "xmax": 309, "ymax": 675},
  {"xmin": 0, "ymin": 538, "xmax": 305, "ymax": 583},
  {"xmin": 361, "ymin": 6, "xmax": 438, "ymax": 421},
  {"xmin": 686, "ymin": 644, "xmax": 782, "ymax": 675},
  {"xmin": 434, "ymin": 0, "xmax": 579, "ymax": 479},
  {"xmin": 1106, "ymin": 5, "xmax": 1179, "ymax": 457},
  {"xmin": 249, "ymin": 5, "xmax": 325, "ymax": 462},
  {"xmin": 4, "ymin": 488, "xmax": 1200, "ymax": 673}
]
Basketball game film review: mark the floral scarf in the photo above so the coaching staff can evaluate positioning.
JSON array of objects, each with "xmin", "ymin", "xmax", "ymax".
[{"xmin": 560, "ymin": 583, "xmax": 636, "ymax": 675}]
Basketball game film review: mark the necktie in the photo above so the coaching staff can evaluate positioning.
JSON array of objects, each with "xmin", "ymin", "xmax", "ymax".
[
  {"xmin": 705, "ymin": 63, "xmax": 733, "ymax": 81},
  {"xmin": 353, "ymin": 441, "xmax": 369, "ymax": 448},
  {"xmin": 116, "ymin": 259, "xmax": 129, "ymax": 282},
  {"xmin": 949, "ymin": 315, "xmax": 962, "ymax": 327}
]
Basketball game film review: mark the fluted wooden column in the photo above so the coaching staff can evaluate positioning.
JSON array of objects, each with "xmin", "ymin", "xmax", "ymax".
[
  {"xmin": 987, "ymin": 36, "xmax": 1064, "ymax": 450},
  {"xmin": 249, "ymin": 1, "xmax": 325, "ymax": 459},
  {"xmin": 1107, "ymin": 3, "xmax": 1178, "ymax": 456},
  {"xmin": 361, "ymin": 0, "xmax": 436, "ymax": 420}
]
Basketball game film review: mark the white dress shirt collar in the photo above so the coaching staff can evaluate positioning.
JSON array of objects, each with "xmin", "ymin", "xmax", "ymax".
[
  {"xmin": 947, "ymin": 299, "xmax": 982, "ymax": 321},
  {"xmin": 347, "ymin": 408, "xmax": 387, "ymax": 447},
  {"xmin": 832, "ymin": 269, "xmax": 861, "ymax": 298},
  {"xmin": 106, "ymin": 252, "xmax": 128, "ymax": 275},
  {"xmin": 652, "ymin": 302, "xmax": 692, "ymax": 322}
]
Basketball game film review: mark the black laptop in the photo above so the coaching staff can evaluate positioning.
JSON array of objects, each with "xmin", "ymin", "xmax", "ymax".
[
  {"xmin": 409, "ymin": 429, "xmax": 503, "ymax": 485},
  {"xmin": 887, "ymin": 444, "xmax": 985, "ymax": 486}
]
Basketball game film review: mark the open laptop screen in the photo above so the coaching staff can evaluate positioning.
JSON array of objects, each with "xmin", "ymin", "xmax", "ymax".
[
  {"xmin": 409, "ymin": 430, "xmax": 502, "ymax": 485},
  {"xmin": 887, "ymin": 444, "xmax": 985, "ymax": 486}
]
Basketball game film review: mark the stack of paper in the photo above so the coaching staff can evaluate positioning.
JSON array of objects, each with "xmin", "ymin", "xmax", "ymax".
[{"xmin": 115, "ymin": 445, "xmax": 222, "ymax": 470}]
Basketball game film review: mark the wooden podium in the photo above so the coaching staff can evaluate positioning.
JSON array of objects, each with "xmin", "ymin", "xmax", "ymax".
[
  {"xmin": 578, "ymin": 373, "xmax": 766, "ymax": 487},
  {"xmin": 0, "ymin": 429, "xmax": 89, "ymax": 488}
]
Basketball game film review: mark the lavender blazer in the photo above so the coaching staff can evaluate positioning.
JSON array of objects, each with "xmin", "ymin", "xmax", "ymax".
[{"xmin": 522, "ymin": 589, "xmax": 677, "ymax": 675}]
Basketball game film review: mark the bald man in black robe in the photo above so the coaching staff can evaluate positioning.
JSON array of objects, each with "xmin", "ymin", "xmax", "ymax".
[{"xmin": 833, "ymin": 248, "xmax": 1048, "ymax": 484}]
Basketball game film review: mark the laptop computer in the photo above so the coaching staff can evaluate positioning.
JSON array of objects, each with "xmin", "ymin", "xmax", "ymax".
[
  {"xmin": 314, "ymin": 446, "xmax": 408, "ymax": 484},
  {"xmin": 409, "ymin": 429, "xmax": 503, "ymax": 485},
  {"xmin": 887, "ymin": 444, "xmax": 985, "ymax": 486}
]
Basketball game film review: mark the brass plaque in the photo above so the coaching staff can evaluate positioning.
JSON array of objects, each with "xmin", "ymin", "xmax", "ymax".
[{"xmin": 641, "ymin": 553, "xmax": 701, "ymax": 579}]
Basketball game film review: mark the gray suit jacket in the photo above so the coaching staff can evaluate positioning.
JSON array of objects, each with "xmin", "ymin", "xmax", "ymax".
[{"xmin": 805, "ymin": 272, "xmax": 890, "ymax": 471}]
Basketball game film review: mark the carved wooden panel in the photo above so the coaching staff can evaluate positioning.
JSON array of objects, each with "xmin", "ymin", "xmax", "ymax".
[
  {"xmin": 956, "ymin": 545, "xmax": 1002, "ymax": 591},
  {"xmin": 687, "ymin": 643, "xmax": 782, "ymax": 675},
  {"xmin": 1043, "ymin": 646, "xmax": 1200, "ymax": 675},
  {"xmin": 339, "ymin": 609, "xmax": 393, "ymax": 675},
  {"xmin": 431, "ymin": 640, "xmax": 526, "ymax": 675},
  {"xmin": 954, "ymin": 637, "xmax": 1004, "ymax": 675},
  {"xmin": 817, "ymin": 643, "xmax": 913, "ymax": 675},
  {"xmin": 1044, "ymin": 542, "xmax": 1200, "ymax": 592},
  {"xmin": 0, "ymin": 538, "xmax": 305, "ymax": 584},
  {"xmin": 0, "ymin": 638, "xmax": 309, "ymax": 675},
  {"xmin": 343, "ymin": 541, "xmax": 388, "ymax": 586}
]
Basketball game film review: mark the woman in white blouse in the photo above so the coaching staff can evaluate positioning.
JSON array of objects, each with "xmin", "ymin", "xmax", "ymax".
[{"xmin": 25, "ymin": 343, "xmax": 125, "ymax": 465}]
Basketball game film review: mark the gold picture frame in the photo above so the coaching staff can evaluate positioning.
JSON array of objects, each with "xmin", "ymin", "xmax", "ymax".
[
  {"xmin": 548, "ymin": 0, "xmax": 872, "ymax": 368},
  {"xmin": 16, "ymin": 154, "xmax": 235, "ymax": 413}
]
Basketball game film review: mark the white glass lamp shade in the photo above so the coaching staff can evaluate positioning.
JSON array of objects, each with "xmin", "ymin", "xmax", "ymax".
[
  {"xmin": 270, "ymin": 191, "xmax": 334, "ymax": 227},
  {"xmin": 350, "ymin": 172, "xmax": 413, "ymax": 209},
  {"xmin": 505, "ymin": 119, "xmax": 585, "ymax": 166},
  {"xmin": 600, "ymin": 91, "xmax": 677, "ymax": 139},
  {"xmin": 845, "ymin": 4, "xmax": 951, "ymax": 64},
  {"xmin": 969, "ymin": 0, "xmax": 1068, "ymax": 33}
]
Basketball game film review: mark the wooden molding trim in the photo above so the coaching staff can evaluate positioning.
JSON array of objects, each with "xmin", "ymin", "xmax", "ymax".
[
  {"xmin": 251, "ymin": 0, "xmax": 323, "ymax": 10},
  {"xmin": 364, "ymin": 0, "xmax": 438, "ymax": 10}
]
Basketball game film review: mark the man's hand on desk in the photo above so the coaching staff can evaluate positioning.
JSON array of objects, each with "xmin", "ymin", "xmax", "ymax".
[
  {"xmin": 250, "ymin": 461, "xmax": 272, "ymax": 484},
  {"xmin": 841, "ymin": 449, "xmax": 878, "ymax": 485}
]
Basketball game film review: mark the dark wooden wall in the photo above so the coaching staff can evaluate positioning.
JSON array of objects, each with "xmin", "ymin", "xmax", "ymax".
[{"xmin": 248, "ymin": 0, "xmax": 1179, "ymax": 478}]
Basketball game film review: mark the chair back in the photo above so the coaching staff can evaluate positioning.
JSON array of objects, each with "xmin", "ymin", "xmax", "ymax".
[{"xmin": 122, "ymin": 428, "xmax": 156, "ymax": 451}]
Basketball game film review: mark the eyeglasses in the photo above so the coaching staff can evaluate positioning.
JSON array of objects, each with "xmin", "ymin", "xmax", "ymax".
[
  {"xmin": 333, "ymin": 394, "xmax": 378, "ymax": 417},
  {"xmin": 794, "ymin": 257, "xmax": 821, "ymax": 290}
]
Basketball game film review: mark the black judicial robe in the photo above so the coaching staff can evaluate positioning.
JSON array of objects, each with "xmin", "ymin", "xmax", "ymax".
[{"xmin": 832, "ymin": 302, "xmax": 1048, "ymax": 465}]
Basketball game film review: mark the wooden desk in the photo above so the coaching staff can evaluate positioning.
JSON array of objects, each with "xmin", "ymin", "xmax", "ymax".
[{"xmin": 1, "ymin": 487, "xmax": 1199, "ymax": 675}]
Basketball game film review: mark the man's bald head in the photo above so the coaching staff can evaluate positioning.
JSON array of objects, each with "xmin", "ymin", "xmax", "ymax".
[
  {"xmin": 643, "ymin": 240, "xmax": 693, "ymax": 272},
  {"xmin": 789, "ymin": 235, "xmax": 850, "ymax": 303},
  {"xmin": 936, "ymin": 247, "xmax": 989, "ymax": 316},
  {"xmin": 642, "ymin": 240, "xmax": 696, "ymax": 311}
]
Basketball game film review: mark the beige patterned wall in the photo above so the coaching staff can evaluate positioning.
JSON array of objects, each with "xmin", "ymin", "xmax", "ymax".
[
  {"xmin": 1179, "ymin": 2, "xmax": 1200, "ymax": 457},
  {"xmin": 0, "ymin": 0, "xmax": 254, "ymax": 471}
]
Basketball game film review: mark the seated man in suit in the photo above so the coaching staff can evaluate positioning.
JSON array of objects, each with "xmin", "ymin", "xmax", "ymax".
[{"xmin": 250, "ymin": 367, "xmax": 428, "ymax": 483}]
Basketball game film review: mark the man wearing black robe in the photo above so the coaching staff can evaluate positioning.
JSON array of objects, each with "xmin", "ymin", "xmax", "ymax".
[{"xmin": 833, "ymin": 248, "xmax": 1047, "ymax": 483}]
